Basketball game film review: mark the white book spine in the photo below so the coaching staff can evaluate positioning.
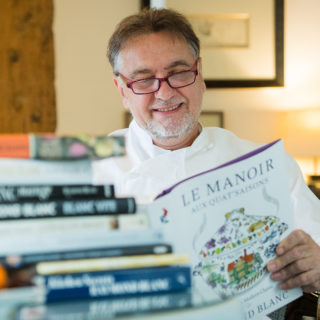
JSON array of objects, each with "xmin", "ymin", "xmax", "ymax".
[
  {"xmin": 0, "ymin": 214, "xmax": 154, "ymax": 255},
  {"xmin": 0, "ymin": 159, "xmax": 92, "ymax": 185}
]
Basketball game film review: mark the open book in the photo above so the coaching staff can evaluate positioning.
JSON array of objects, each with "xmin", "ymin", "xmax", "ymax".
[{"xmin": 148, "ymin": 139, "xmax": 302, "ymax": 320}]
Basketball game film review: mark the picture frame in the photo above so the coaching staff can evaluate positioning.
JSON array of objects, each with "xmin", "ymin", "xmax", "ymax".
[
  {"xmin": 124, "ymin": 111, "xmax": 224, "ymax": 128},
  {"xmin": 199, "ymin": 111, "xmax": 224, "ymax": 128},
  {"xmin": 141, "ymin": 0, "xmax": 284, "ymax": 88}
]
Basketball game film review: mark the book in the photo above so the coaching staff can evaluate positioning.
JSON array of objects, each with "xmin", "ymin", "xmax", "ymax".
[
  {"xmin": 34, "ymin": 265, "xmax": 191, "ymax": 302},
  {"xmin": 0, "ymin": 253, "xmax": 189, "ymax": 289},
  {"xmin": 0, "ymin": 197, "xmax": 136, "ymax": 220},
  {"xmin": 14, "ymin": 290, "xmax": 193, "ymax": 320},
  {"xmin": 0, "ymin": 253, "xmax": 188, "ymax": 290},
  {"xmin": 0, "ymin": 159, "xmax": 93, "ymax": 185},
  {"xmin": 0, "ymin": 243, "xmax": 173, "ymax": 268},
  {"xmin": 0, "ymin": 133, "xmax": 125, "ymax": 160},
  {"xmin": 0, "ymin": 285, "xmax": 45, "ymax": 320},
  {"xmin": 35, "ymin": 253, "xmax": 189, "ymax": 275},
  {"xmin": 0, "ymin": 184, "xmax": 115, "ymax": 202},
  {"xmin": 148, "ymin": 140, "xmax": 302, "ymax": 320},
  {"xmin": 0, "ymin": 218, "xmax": 163, "ymax": 256}
]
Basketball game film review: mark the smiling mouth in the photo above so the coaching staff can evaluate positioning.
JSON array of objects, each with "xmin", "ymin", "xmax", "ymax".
[{"xmin": 154, "ymin": 103, "xmax": 183, "ymax": 112}]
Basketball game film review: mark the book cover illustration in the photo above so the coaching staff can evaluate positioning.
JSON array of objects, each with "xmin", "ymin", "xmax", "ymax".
[
  {"xmin": 193, "ymin": 207, "xmax": 288, "ymax": 298},
  {"xmin": 149, "ymin": 140, "xmax": 302, "ymax": 320}
]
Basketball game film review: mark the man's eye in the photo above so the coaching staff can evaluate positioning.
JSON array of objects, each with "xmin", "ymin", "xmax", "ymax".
[{"xmin": 135, "ymin": 78, "xmax": 155, "ymax": 88}]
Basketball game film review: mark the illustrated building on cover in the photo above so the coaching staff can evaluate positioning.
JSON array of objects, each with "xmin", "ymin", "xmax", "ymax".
[
  {"xmin": 193, "ymin": 207, "xmax": 288, "ymax": 296},
  {"xmin": 227, "ymin": 249, "xmax": 263, "ymax": 287}
]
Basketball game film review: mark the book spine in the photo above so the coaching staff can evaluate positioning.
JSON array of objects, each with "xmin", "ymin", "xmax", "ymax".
[
  {"xmin": 0, "ymin": 223, "xmax": 164, "ymax": 256},
  {"xmin": 36, "ymin": 253, "xmax": 189, "ymax": 275},
  {"xmin": 0, "ymin": 159, "xmax": 93, "ymax": 185},
  {"xmin": 39, "ymin": 266, "xmax": 191, "ymax": 302},
  {"xmin": 0, "ymin": 134, "xmax": 30, "ymax": 158},
  {"xmin": 0, "ymin": 197, "xmax": 136, "ymax": 220},
  {"xmin": 0, "ymin": 134, "xmax": 125, "ymax": 159},
  {"xmin": 0, "ymin": 184, "xmax": 115, "ymax": 202},
  {"xmin": 0, "ymin": 243, "xmax": 173, "ymax": 267}
]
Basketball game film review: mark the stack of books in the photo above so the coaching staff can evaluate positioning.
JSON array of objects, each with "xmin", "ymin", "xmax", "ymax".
[{"xmin": 0, "ymin": 133, "xmax": 191, "ymax": 310}]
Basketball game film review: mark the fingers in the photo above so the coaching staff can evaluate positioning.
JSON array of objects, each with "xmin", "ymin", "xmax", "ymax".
[
  {"xmin": 270, "ymin": 252, "xmax": 310, "ymax": 281},
  {"xmin": 267, "ymin": 230, "xmax": 315, "ymax": 273},
  {"xmin": 267, "ymin": 243, "xmax": 312, "ymax": 274},
  {"xmin": 275, "ymin": 229, "xmax": 313, "ymax": 256},
  {"xmin": 266, "ymin": 229, "xmax": 320, "ymax": 292},
  {"xmin": 280, "ymin": 268, "xmax": 320, "ymax": 293},
  {"xmin": 272, "ymin": 256, "xmax": 313, "ymax": 283}
]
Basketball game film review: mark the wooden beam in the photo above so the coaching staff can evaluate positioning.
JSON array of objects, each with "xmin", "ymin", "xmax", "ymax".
[{"xmin": 0, "ymin": 0, "xmax": 56, "ymax": 133}]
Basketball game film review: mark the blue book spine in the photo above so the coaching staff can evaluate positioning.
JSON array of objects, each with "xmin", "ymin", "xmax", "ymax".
[{"xmin": 42, "ymin": 266, "xmax": 191, "ymax": 302}]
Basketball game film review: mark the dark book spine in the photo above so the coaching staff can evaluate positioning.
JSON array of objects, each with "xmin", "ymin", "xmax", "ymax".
[
  {"xmin": 40, "ymin": 266, "xmax": 191, "ymax": 302},
  {"xmin": 0, "ymin": 184, "xmax": 115, "ymax": 202},
  {"xmin": 0, "ymin": 244, "xmax": 173, "ymax": 267},
  {"xmin": 0, "ymin": 197, "xmax": 136, "ymax": 220}
]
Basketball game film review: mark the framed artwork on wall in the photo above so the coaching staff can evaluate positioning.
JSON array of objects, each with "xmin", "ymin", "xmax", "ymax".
[
  {"xmin": 141, "ymin": 0, "xmax": 284, "ymax": 88},
  {"xmin": 124, "ymin": 111, "xmax": 224, "ymax": 128},
  {"xmin": 199, "ymin": 111, "xmax": 224, "ymax": 128}
]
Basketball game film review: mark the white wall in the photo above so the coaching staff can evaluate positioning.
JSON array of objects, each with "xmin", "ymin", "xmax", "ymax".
[
  {"xmin": 53, "ymin": 0, "xmax": 320, "ymax": 146},
  {"xmin": 53, "ymin": 0, "xmax": 140, "ymax": 135}
]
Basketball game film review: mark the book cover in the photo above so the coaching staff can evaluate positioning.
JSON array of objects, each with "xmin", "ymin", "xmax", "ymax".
[
  {"xmin": 0, "ymin": 134, "xmax": 125, "ymax": 160},
  {"xmin": 148, "ymin": 140, "xmax": 302, "ymax": 320},
  {"xmin": 35, "ymin": 265, "xmax": 191, "ymax": 302},
  {"xmin": 0, "ymin": 184, "xmax": 115, "ymax": 202},
  {"xmin": 0, "ymin": 197, "xmax": 136, "ymax": 220}
]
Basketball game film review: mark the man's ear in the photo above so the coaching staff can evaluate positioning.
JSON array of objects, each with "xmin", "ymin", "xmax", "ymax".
[{"xmin": 113, "ymin": 76, "xmax": 130, "ymax": 110}]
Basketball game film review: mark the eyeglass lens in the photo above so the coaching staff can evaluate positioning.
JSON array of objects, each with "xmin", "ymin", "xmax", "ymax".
[{"xmin": 131, "ymin": 70, "xmax": 197, "ymax": 94}]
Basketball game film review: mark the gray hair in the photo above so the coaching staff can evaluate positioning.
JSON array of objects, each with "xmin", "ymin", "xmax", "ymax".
[{"xmin": 107, "ymin": 8, "xmax": 200, "ymax": 73}]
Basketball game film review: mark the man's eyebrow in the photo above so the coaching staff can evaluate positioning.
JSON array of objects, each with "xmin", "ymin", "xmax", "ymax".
[
  {"xmin": 129, "ymin": 69, "xmax": 152, "ymax": 79},
  {"xmin": 165, "ymin": 60, "xmax": 191, "ymax": 69},
  {"xmin": 129, "ymin": 60, "xmax": 192, "ymax": 79}
]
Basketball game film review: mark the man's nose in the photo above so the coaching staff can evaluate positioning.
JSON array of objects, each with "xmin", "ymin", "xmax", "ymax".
[{"xmin": 154, "ymin": 79, "xmax": 175, "ymax": 100}]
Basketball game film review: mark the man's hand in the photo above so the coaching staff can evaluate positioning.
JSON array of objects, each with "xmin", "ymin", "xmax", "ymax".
[{"xmin": 267, "ymin": 229, "xmax": 320, "ymax": 292}]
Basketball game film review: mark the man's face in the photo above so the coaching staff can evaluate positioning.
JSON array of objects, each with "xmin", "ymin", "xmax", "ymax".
[{"xmin": 114, "ymin": 31, "xmax": 206, "ymax": 147}]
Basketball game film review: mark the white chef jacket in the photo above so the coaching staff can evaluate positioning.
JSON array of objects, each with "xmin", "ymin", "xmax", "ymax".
[{"xmin": 92, "ymin": 120, "xmax": 320, "ymax": 243}]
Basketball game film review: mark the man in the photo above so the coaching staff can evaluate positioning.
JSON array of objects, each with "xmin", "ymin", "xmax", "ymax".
[{"xmin": 93, "ymin": 7, "xmax": 320, "ymax": 302}]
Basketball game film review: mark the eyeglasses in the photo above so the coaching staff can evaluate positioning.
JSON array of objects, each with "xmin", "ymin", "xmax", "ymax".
[{"xmin": 117, "ymin": 60, "xmax": 199, "ymax": 95}]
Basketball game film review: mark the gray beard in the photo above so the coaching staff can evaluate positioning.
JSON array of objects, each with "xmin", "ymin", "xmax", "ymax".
[{"xmin": 144, "ymin": 112, "xmax": 197, "ymax": 140}]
